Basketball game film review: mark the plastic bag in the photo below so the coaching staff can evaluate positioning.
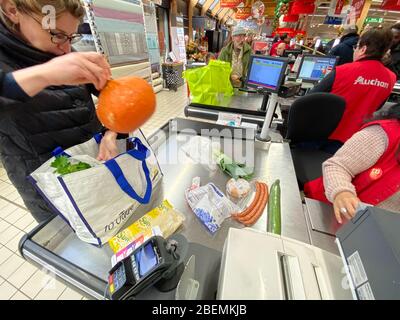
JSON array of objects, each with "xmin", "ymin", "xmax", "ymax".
[
  {"xmin": 183, "ymin": 60, "xmax": 234, "ymax": 106},
  {"xmin": 108, "ymin": 200, "xmax": 185, "ymax": 253},
  {"xmin": 181, "ymin": 136, "xmax": 221, "ymax": 171},
  {"xmin": 215, "ymin": 151, "xmax": 254, "ymax": 180},
  {"xmin": 185, "ymin": 183, "xmax": 240, "ymax": 234}
]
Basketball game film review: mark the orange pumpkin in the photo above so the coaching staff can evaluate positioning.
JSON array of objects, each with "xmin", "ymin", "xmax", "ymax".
[{"xmin": 97, "ymin": 77, "xmax": 156, "ymax": 133}]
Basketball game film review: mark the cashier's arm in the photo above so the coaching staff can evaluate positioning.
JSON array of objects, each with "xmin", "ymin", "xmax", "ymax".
[
  {"xmin": 12, "ymin": 52, "xmax": 111, "ymax": 97},
  {"xmin": 322, "ymin": 126, "xmax": 388, "ymax": 223},
  {"xmin": 308, "ymin": 70, "xmax": 336, "ymax": 94}
]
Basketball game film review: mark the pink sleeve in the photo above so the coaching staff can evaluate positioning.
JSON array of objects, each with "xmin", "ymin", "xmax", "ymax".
[{"xmin": 323, "ymin": 125, "xmax": 388, "ymax": 202}]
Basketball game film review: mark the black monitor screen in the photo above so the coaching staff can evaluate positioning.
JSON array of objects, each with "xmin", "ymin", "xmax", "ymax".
[
  {"xmin": 246, "ymin": 56, "xmax": 287, "ymax": 92},
  {"xmin": 298, "ymin": 55, "xmax": 337, "ymax": 82}
]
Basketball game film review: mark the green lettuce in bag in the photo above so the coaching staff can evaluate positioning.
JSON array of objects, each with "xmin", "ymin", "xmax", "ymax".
[{"xmin": 214, "ymin": 150, "xmax": 254, "ymax": 180}]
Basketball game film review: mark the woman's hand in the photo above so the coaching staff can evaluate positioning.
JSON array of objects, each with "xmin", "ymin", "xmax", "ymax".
[
  {"xmin": 333, "ymin": 191, "xmax": 361, "ymax": 224},
  {"xmin": 13, "ymin": 52, "xmax": 112, "ymax": 97},
  {"xmin": 97, "ymin": 131, "xmax": 119, "ymax": 161},
  {"xmin": 42, "ymin": 52, "xmax": 111, "ymax": 90}
]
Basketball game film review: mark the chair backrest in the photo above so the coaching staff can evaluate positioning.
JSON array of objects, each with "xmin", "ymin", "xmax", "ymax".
[{"xmin": 285, "ymin": 93, "xmax": 346, "ymax": 143}]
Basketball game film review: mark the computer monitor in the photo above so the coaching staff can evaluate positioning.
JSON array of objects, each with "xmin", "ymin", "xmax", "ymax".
[
  {"xmin": 297, "ymin": 55, "xmax": 338, "ymax": 83},
  {"xmin": 246, "ymin": 55, "xmax": 289, "ymax": 93},
  {"xmin": 283, "ymin": 49, "xmax": 302, "ymax": 58}
]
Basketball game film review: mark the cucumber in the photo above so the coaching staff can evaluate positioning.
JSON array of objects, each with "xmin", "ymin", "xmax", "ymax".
[{"xmin": 267, "ymin": 179, "xmax": 281, "ymax": 235}]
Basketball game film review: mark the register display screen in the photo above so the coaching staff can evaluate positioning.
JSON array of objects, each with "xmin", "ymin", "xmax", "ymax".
[
  {"xmin": 247, "ymin": 57, "xmax": 286, "ymax": 91},
  {"xmin": 298, "ymin": 56, "xmax": 337, "ymax": 82},
  {"xmin": 134, "ymin": 242, "xmax": 159, "ymax": 278}
]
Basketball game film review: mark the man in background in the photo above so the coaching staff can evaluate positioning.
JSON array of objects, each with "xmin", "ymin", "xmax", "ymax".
[
  {"xmin": 328, "ymin": 25, "xmax": 359, "ymax": 65},
  {"xmin": 270, "ymin": 33, "xmax": 290, "ymax": 56},
  {"xmin": 274, "ymin": 43, "xmax": 287, "ymax": 57},
  {"xmin": 219, "ymin": 26, "xmax": 252, "ymax": 88},
  {"xmin": 384, "ymin": 23, "xmax": 400, "ymax": 79}
]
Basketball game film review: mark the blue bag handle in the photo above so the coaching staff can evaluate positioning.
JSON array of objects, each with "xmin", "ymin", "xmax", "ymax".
[
  {"xmin": 52, "ymin": 133, "xmax": 103, "ymax": 158},
  {"xmin": 52, "ymin": 147, "xmax": 70, "ymax": 158},
  {"xmin": 104, "ymin": 138, "xmax": 153, "ymax": 204}
]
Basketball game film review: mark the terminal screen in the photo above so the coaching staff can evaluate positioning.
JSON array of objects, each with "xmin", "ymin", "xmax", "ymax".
[
  {"xmin": 298, "ymin": 56, "xmax": 337, "ymax": 82},
  {"xmin": 247, "ymin": 57, "xmax": 285, "ymax": 91},
  {"xmin": 134, "ymin": 242, "xmax": 159, "ymax": 278}
]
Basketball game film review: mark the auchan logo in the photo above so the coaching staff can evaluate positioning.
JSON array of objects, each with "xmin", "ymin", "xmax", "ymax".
[{"xmin": 354, "ymin": 76, "xmax": 389, "ymax": 89}]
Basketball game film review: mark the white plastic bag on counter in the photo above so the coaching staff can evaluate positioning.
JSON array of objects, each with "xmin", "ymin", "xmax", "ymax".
[
  {"xmin": 185, "ymin": 183, "xmax": 240, "ymax": 234},
  {"xmin": 181, "ymin": 136, "xmax": 221, "ymax": 171}
]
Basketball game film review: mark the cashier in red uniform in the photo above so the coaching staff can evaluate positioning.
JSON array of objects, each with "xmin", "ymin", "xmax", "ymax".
[
  {"xmin": 273, "ymin": 43, "xmax": 287, "ymax": 57},
  {"xmin": 304, "ymin": 103, "xmax": 400, "ymax": 223},
  {"xmin": 309, "ymin": 28, "xmax": 397, "ymax": 153},
  {"xmin": 270, "ymin": 33, "xmax": 290, "ymax": 56}
]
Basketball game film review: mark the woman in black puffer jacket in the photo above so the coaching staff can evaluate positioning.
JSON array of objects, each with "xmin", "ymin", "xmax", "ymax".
[{"xmin": 0, "ymin": 0, "xmax": 117, "ymax": 222}]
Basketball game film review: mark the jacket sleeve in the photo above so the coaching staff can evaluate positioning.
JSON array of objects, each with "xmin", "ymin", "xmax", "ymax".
[
  {"xmin": 322, "ymin": 125, "xmax": 388, "ymax": 202},
  {"xmin": 218, "ymin": 48, "xmax": 229, "ymax": 62},
  {"xmin": 308, "ymin": 70, "xmax": 336, "ymax": 94},
  {"xmin": 86, "ymin": 83, "xmax": 100, "ymax": 97},
  {"xmin": 0, "ymin": 70, "xmax": 31, "ymax": 103},
  {"xmin": 389, "ymin": 58, "xmax": 400, "ymax": 80},
  {"xmin": 329, "ymin": 45, "xmax": 339, "ymax": 57}
]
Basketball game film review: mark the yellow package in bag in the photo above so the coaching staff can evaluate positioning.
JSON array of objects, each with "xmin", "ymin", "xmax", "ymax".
[{"xmin": 108, "ymin": 200, "xmax": 185, "ymax": 253}]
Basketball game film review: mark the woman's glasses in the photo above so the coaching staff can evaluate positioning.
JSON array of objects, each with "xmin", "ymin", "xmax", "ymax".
[{"xmin": 28, "ymin": 14, "xmax": 82, "ymax": 45}]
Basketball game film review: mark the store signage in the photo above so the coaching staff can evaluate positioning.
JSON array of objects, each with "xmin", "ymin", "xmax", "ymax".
[
  {"xmin": 235, "ymin": 7, "xmax": 252, "ymax": 20},
  {"xmin": 381, "ymin": 0, "xmax": 400, "ymax": 11},
  {"xmin": 365, "ymin": 17, "xmax": 384, "ymax": 23},
  {"xmin": 324, "ymin": 15, "xmax": 343, "ymax": 25},
  {"xmin": 335, "ymin": 0, "xmax": 345, "ymax": 14},
  {"xmin": 351, "ymin": 0, "xmax": 366, "ymax": 19},
  {"xmin": 220, "ymin": 0, "xmax": 241, "ymax": 8},
  {"xmin": 283, "ymin": 14, "xmax": 299, "ymax": 22},
  {"xmin": 328, "ymin": 0, "xmax": 350, "ymax": 17},
  {"xmin": 290, "ymin": 0, "xmax": 315, "ymax": 15}
]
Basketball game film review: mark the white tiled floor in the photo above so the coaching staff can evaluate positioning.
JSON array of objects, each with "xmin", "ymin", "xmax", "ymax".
[{"xmin": 0, "ymin": 85, "xmax": 188, "ymax": 300}]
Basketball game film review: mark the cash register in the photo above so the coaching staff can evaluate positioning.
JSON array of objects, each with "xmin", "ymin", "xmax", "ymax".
[
  {"xmin": 295, "ymin": 54, "xmax": 338, "ymax": 93},
  {"xmin": 217, "ymin": 206, "xmax": 400, "ymax": 300}
]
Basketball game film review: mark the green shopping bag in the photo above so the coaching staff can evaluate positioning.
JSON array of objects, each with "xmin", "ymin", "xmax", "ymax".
[{"xmin": 183, "ymin": 60, "xmax": 234, "ymax": 106}]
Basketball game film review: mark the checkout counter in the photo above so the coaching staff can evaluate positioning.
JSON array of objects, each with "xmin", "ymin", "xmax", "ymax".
[
  {"xmin": 19, "ymin": 117, "xmax": 314, "ymax": 299},
  {"xmin": 19, "ymin": 115, "xmax": 400, "ymax": 300},
  {"xmin": 185, "ymin": 90, "xmax": 267, "ymax": 129},
  {"xmin": 19, "ymin": 115, "xmax": 376, "ymax": 300},
  {"xmin": 17, "ymin": 54, "xmax": 400, "ymax": 300}
]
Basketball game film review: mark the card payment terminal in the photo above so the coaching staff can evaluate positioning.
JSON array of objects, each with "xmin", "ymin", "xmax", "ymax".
[{"xmin": 107, "ymin": 236, "xmax": 183, "ymax": 300}]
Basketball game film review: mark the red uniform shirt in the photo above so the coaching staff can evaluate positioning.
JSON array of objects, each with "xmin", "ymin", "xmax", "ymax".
[
  {"xmin": 304, "ymin": 119, "xmax": 400, "ymax": 205},
  {"xmin": 329, "ymin": 60, "xmax": 396, "ymax": 143},
  {"xmin": 270, "ymin": 41, "xmax": 289, "ymax": 56}
]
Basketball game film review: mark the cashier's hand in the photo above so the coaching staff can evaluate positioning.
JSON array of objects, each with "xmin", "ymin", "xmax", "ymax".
[
  {"xmin": 97, "ymin": 131, "xmax": 119, "ymax": 161},
  {"xmin": 41, "ymin": 52, "xmax": 111, "ymax": 90},
  {"xmin": 333, "ymin": 191, "xmax": 361, "ymax": 224}
]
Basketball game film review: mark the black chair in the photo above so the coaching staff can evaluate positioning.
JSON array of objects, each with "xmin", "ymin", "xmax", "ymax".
[{"xmin": 285, "ymin": 93, "xmax": 346, "ymax": 189}]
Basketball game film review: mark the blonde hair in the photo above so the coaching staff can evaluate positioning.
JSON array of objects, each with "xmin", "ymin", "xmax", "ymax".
[{"xmin": 0, "ymin": 0, "xmax": 84, "ymax": 32}]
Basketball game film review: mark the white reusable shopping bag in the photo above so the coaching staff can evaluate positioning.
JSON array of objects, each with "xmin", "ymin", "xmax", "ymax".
[{"xmin": 29, "ymin": 130, "xmax": 162, "ymax": 246}]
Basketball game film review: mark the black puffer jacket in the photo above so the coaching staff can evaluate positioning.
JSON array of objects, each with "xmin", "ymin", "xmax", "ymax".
[
  {"xmin": 0, "ymin": 22, "xmax": 103, "ymax": 222},
  {"xmin": 388, "ymin": 43, "xmax": 400, "ymax": 80},
  {"xmin": 329, "ymin": 33, "xmax": 359, "ymax": 66}
]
